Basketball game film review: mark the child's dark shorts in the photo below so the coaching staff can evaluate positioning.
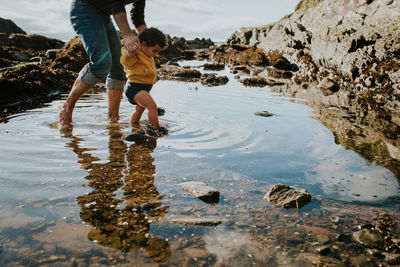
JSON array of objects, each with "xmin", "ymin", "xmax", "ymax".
[{"xmin": 124, "ymin": 82, "xmax": 153, "ymax": 105}]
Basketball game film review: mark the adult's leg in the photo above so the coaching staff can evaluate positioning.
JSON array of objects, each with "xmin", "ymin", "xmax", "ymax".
[
  {"xmin": 105, "ymin": 20, "xmax": 126, "ymax": 120},
  {"xmin": 59, "ymin": 1, "xmax": 112, "ymax": 127},
  {"xmin": 58, "ymin": 78, "xmax": 90, "ymax": 128},
  {"xmin": 133, "ymin": 90, "xmax": 159, "ymax": 127}
]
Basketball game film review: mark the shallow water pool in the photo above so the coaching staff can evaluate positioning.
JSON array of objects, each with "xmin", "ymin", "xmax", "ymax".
[{"xmin": 0, "ymin": 62, "xmax": 399, "ymax": 266}]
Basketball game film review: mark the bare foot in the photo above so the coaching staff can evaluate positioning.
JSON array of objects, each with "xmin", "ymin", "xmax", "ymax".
[{"xmin": 58, "ymin": 104, "xmax": 72, "ymax": 127}]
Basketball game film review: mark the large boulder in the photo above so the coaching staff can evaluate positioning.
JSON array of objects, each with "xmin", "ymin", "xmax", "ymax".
[{"xmin": 0, "ymin": 17, "xmax": 26, "ymax": 35}]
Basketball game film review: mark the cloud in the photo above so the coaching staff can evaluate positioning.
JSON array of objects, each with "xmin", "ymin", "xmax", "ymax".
[{"xmin": 0, "ymin": 0, "xmax": 299, "ymax": 42}]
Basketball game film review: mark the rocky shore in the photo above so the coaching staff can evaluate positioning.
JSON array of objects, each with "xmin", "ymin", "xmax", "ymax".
[
  {"xmin": 0, "ymin": 17, "xmax": 215, "ymax": 115},
  {"xmin": 212, "ymin": 0, "xmax": 400, "ymax": 177}
]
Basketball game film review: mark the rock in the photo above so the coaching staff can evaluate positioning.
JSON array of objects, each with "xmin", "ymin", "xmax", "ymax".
[
  {"xmin": 270, "ymin": 55, "xmax": 292, "ymax": 71},
  {"xmin": 49, "ymin": 36, "xmax": 88, "ymax": 72},
  {"xmin": 200, "ymin": 73, "xmax": 229, "ymax": 86},
  {"xmin": 135, "ymin": 124, "xmax": 169, "ymax": 137},
  {"xmin": 315, "ymin": 245, "xmax": 332, "ymax": 256},
  {"xmin": 353, "ymin": 228, "xmax": 384, "ymax": 248},
  {"xmin": 203, "ymin": 63, "xmax": 225, "ymax": 71},
  {"xmin": 233, "ymin": 65, "xmax": 248, "ymax": 71},
  {"xmin": 158, "ymin": 65, "xmax": 201, "ymax": 82},
  {"xmin": 13, "ymin": 51, "xmax": 29, "ymax": 61},
  {"xmin": 210, "ymin": 45, "xmax": 269, "ymax": 67},
  {"xmin": 264, "ymin": 184, "xmax": 312, "ymax": 209},
  {"xmin": 318, "ymin": 77, "xmax": 340, "ymax": 96},
  {"xmin": 296, "ymin": 253, "xmax": 345, "ymax": 267},
  {"xmin": 125, "ymin": 133, "xmax": 156, "ymax": 143},
  {"xmin": 383, "ymin": 253, "xmax": 400, "ymax": 264},
  {"xmin": 0, "ymin": 17, "xmax": 26, "ymax": 35},
  {"xmin": 163, "ymin": 215, "xmax": 223, "ymax": 226},
  {"xmin": 0, "ymin": 63, "xmax": 76, "ymax": 108},
  {"xmin": 179, "ymin": 181, "xmax": 220, "ymax": 204},
  {"xmin": 8, "ymin": 33, "xmax": 64, "ymax": 51},
  {"xmin": 254, "ymin": 111, "xmax": 275, "ymax": 117},
  {"xmin": 240, "ymin": 77, "xmax": 284, "ymax": 87},
  {"xmin": 316, "ymin": 234, "xmax": 329, "ymax": 245},
  {"xmin": 157, "ymin": 107, "xmax": 165, "ymax": 116}
]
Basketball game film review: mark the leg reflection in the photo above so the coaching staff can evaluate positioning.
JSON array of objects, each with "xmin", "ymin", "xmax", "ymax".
[{"xmin": 62, "ymin": 123, "xmax": 170, "ymax": 263}]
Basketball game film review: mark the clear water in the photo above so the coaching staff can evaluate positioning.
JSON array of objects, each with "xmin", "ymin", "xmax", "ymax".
[{"xmin": 0, "ymin": 61, "xmax": 399, "ymax": 266}]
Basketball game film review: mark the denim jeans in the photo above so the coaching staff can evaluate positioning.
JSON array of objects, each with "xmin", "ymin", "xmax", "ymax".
[{"xmin": 70, "ymin": 0, "xmax": 126, "ymax": 89}]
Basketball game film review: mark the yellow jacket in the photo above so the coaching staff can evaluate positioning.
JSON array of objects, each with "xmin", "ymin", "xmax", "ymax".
[{"xmin": 120, "ymin": 47, "xmax": 157, "ymax": 84}]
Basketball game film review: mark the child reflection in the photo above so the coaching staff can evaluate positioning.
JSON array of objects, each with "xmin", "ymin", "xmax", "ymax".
[{"xmin": 63, "ymin": 124, "xmax": 170, "ymax": 263}]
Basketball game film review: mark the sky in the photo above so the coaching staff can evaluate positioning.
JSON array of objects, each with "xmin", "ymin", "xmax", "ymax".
[{"xmin": 0, "ymin": 0, "xmax": 300, "ymax": 42}]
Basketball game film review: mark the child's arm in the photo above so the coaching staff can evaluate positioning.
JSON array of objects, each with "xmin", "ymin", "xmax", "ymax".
[{"xmin": 120, "ymin": 47, "xmax": 138, "ymax": 68}]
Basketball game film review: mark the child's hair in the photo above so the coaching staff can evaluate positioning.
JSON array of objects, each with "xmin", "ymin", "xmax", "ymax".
[{"xmin": 139, "ymin": 27, "xmax": 167, "ymax": 49}]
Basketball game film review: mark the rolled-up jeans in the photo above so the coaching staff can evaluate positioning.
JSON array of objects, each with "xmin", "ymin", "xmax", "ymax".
[{"xmin": 70, "ymin": 0, "xmax": 126, "ymax": 90}]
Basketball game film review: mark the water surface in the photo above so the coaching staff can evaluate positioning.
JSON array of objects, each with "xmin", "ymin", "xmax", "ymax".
[{"xmin": 0, "ymin": 61, "xmax": 399, "ymax": 266}]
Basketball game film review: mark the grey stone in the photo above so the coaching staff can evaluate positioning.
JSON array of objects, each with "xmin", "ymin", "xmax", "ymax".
[{"xmin": 179, "ymin": 181, "xmax": 220, "ymax": 203}]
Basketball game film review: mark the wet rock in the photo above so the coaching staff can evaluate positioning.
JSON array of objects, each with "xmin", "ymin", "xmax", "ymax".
[
  {"xmin": 125, "ymin": 133, "xmax": 156, "ymax": 143},
  {"xmin": 353, "ymin": 228, "xmax": 384, "ymax": 248},
  {"xmin": 383, "ymin": 253, "xmax": 400, "ymax": 264},
  {"xmin": 13, "ymin": 51, "xmax": 29, "ymax": 61},
  {"xmin": 264, "ymin": 183, "xmax": 312, "ymax": 209},
  {"xmin": 49, "ymin": 36, "xmax": 88, "ymax": 72},
  {"xmin": 211, "ymin": 44, "xmax": 269, "ymax": 67},
  {"xmin": 135, "ymin": 124, "xmax": 168, "ymax": 137},
  {"xmin": 254, "ymin": 111, "xmax": 275, "ymax": 117},
  {"xmin": 163, "ymin": 215, "xmax": 223, "ymax": 226},
  {"xmin": 200, "ymin": 73, "xmax": 229, "ymax": 86},
  {"xmin": 350, "ymin": 255, "xmax": 369, "ymax": 266},
  {"xmin": 318, "ymin": 77, "xmax": 340, "ymax": 96},
  {"xmin": 157, "ymin": 107, "xmax": 165, "ymax": 116},
  {"xmin": 296, "ymin": 253, "xmax": 345, "ymax": 266},
  {"xmin": 7, "ymin": 33, "xmax": 64, "ymax": 51},
  {"xmin": 232, "ymin": 65, "xmax": 249, "ymax": 71},
  {"xmin": 203, "ymin": 63, "xmax": 225, "ymax": 71},
  {"xmin": 179, "ymin": 181, "xmax": 220, "ymax": 204},
  {"xmin": 158, "ymin": 44, "xmax": 185, "ymax": 61},
  {"xmin": 316, "ymin": 234, "xmax": 329, "ymax": 245},
  {"xmin": 241, "ymin": 77, "xmax": 284, "ymax": 87},
  {"xmin": 0, "ymin": 64, "xmax": 76, "ymax": 108},
  {"xmin": 158, "ymin": 65, "xmax": 201, "ymax": 81},
  {"xmin": 315, "ymin": 245, "xmax": 332, "ymax": 256},
  {"xmin": 269, "ymin": 54, "xmax": 292, "ymax": 71}
]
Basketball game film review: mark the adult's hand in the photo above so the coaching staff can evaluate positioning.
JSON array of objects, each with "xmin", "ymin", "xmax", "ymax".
[
  {"xmin": 114, "ymin": 12, "xmax": 140, "ymax": 57},
  {"xmin": 124, "ymin": 33, "xmax": 140, "ymax": 57}
]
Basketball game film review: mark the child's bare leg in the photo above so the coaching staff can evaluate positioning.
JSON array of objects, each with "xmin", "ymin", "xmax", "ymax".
[
  {"xmin": 130, "ymin": 104, "xmax": 145, "ymax": 125},
  {"xmin": 133, "ymin": 90, "xmax": 159, "ymax": 127}
]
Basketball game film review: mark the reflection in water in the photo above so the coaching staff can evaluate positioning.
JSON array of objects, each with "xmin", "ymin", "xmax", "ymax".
[{"xmin": 62, "ymin": 124, "xmax": 171, "ymax": 263}]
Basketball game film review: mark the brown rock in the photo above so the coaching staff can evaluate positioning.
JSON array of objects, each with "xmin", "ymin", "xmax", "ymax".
[{"xmin": 264, "ymin": 183, "xmax": 312, "ymax": 208}]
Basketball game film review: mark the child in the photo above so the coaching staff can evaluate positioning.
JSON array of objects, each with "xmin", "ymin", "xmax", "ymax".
[{"xmin": 121, "ymin": 27, "xmax": 167, "ymax": 128}]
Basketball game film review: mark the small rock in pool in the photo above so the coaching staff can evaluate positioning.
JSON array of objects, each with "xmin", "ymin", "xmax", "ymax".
[
  {"xmin": 264, "ymin": 183, "xmax": 312, "ymax": 209},
  {"xmin": 254, "ymin": 111, "xmax": 275, "ymax": 117},
  {"xmin": 179, "ymin": 181, "xmax": 220, "ymax": 204}
]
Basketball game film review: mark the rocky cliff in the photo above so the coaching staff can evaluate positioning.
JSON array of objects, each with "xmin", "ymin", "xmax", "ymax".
[{"xmin": 223, "ymin": 0, "xmax": 400, "ymax": 170}]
